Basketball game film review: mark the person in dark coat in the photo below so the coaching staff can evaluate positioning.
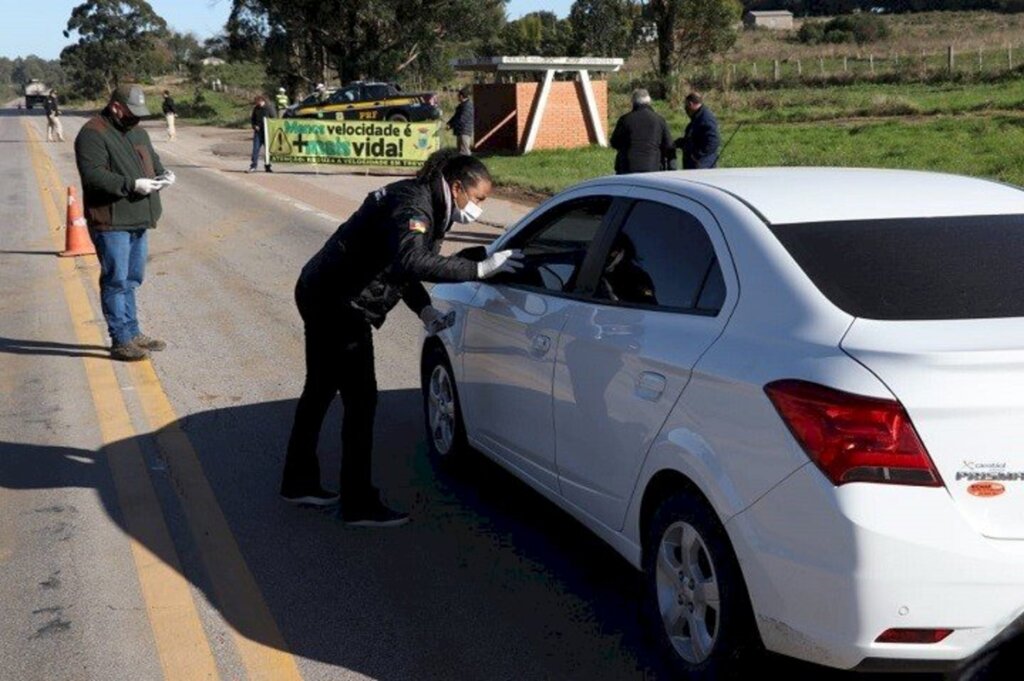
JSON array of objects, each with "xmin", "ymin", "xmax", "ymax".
[
  {"xmin": 247, "ymin": 95, "xmax": 277, "ymax": 172},
  {"xmin": 609, "ymin": 89, "xmax": 674, "ymax": 174},
  {"xmin": 280, "ymin": 149, "xmax": 524, "ymax": 525},
  {"xmin": 676, "ymin": 92, "xmax": 720, "ymax": 170},
  {"xmin": 447, "ymin": 87, "xmax": 474, "ymax": 155}
]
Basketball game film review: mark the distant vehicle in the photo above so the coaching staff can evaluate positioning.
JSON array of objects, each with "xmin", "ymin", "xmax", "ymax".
[
  {"xmin": 283, "ymin": 81, "xmax": 441, "ymax": 122},
  {"xmin": 24, "ymin": 80, "xmax": 48, "ymax": 109},
  {"xmin": 423, "ymin": 167, "xmax": 1024, "ymax": 676}
]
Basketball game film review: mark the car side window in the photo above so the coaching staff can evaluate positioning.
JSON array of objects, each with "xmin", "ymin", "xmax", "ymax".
[
  {"xmin": 330, "ymin": 87, "xmax": 359, "ymax": 104},
  {"xmin": 594, "ymin": 200, "xmax": 724, "ymax": 314},
  {"xmin": 366, "ymin": 85, "xmax": 390, "ymax": 100},
  {"xmin": 503, "ymin": 197, "xmax": 612, "ymax": 294}
]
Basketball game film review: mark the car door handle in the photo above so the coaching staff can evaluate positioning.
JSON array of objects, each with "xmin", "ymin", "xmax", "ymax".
[
  {"xmin": 530, "ymin": 334, "xmax": 552, "ymax": 356},
  {"xmin": 636, "ymin": 372, "xmax": 667, "ymax": 401}
]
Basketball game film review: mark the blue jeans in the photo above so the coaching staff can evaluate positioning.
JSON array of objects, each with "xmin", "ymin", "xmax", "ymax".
[
  {"xmin": 251, "ymin": 130, "xmax": 267, "ymax": 169},
  {"xmin": 90, "ymin": 229, "xmax": 148, "ymax": 346}
]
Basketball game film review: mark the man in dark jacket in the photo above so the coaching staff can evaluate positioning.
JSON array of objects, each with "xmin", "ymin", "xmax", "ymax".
[
  {"xmin": 610, "ymin": 89, "xmax": 674, "ymax": 174},
  {"xmin": 248, "ymin": 95, "xmax": 276, "ymax": 173},
  {"xmin": 677, "ymin": 92, "xmax": 720, "ymax": 170},
  {"xmin": 447, "ymin": 87, "xmax": 474, "ymax": 155},
  {"xmin": 281, "ymin": 150, "xmax": 523, "ymax": 525},
  {"xmin": 44, "ymin": 90, "xmax": 64, "ymax": 142},
  {"xmin": 74, "ymin": 85, "xmax": 174, "ymax": 362},
  {"xmin": 162, "ymin": 90, "xmax": 176, "ymax": 141}
]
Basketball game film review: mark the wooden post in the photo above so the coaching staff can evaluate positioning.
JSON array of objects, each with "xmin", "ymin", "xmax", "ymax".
[
  {"xmin": 843, "ymin": 56, "xmax": 848, "ymax": 72},
  {"xmin": 753, "ymin": 62, "xmax": 758, "ymax": 78},
  {"xmin": 948, "ymin": 45, "xmax": 955, "ymax": 73},
  {"xmin": 819, "ymin": 56, "xmax": 825, "ymax": 75},
  {"xmin": 774, "ymin": 59, "xmax": 780, "ymax": 81},
  {"xmin": 978, "ymin": 47, "xmax": 983, "ymax": 73},
  {"xmin": 1010, "ymin": 45, "xmax": 1014, "ymax": 70},
  {"xmin": 870, "ymin": 54, "xmax": 875, "ymax": 74},
  {"xmin": 797, "ymin": 59, "xmax": 803, "ymax": 76}
]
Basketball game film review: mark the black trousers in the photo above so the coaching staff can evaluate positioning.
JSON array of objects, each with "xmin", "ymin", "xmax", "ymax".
[{"xmin": 282, "ymin": 283, "xmax": 378, "ymax": 506}]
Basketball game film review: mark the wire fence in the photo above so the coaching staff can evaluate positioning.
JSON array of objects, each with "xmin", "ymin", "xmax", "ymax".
[{"xmin": 695, "ymin": 44, "xmax": 1024, "ymax": 89}]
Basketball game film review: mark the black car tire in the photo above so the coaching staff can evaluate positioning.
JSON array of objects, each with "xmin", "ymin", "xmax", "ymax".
[
  {"xmin": 387, "ymin": 112, "xmax": 409, "ymax": 122},
  {"xmin": 421, "ymin": 343, "xmax": 469, "ymax": 466},
  {"xmin": 642, "ymin": 490, "xmax": 761, "ymax": 679}
]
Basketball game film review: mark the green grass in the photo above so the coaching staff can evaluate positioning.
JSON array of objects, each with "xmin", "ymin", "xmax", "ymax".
[
  {"xmin": 486, "ymin": 111, "xmax": 1024, "ymax": 195},
  {"xmin": 177, "ymin": 89, "xmax": 252, "ymax": 128}
]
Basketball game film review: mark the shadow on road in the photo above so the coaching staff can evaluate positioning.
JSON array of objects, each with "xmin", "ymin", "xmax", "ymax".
[
  {"xmin": 0, "ymin": 336, "xmax": 109, "ymax": 359},
  {"xmin": 2, "ymin": 387, "xmax": 1022, "ymax": 679}
]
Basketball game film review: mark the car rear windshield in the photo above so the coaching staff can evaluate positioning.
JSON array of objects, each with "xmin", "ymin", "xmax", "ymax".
[{"xmin": 769, "ymin": 214, "xmax": 1024, "ymax": 320}]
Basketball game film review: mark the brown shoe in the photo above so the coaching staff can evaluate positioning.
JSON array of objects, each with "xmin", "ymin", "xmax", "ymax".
[
  {"xmin": 111, "ymin": 342, "xmax": 149, "ymax": 362},
  {"xmin": 132, "ymin": 334, "xmax": 166, "ymax": 352}
]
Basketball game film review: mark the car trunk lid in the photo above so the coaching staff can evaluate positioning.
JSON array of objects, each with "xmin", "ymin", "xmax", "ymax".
[{"xmin": 842, "ymin": 317, "xmax": 1024, "ymax": 539}]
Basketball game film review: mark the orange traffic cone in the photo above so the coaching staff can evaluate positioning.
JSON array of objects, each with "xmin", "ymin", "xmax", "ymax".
[{"xmin": 60, "ymin": 186, "xmax": 96, "ymax": 257}]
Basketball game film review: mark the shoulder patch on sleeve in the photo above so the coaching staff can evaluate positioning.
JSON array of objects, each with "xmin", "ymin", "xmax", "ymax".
[{"xmin": 408, "ymin": 219, "xmax": 428, "ymax": 234}]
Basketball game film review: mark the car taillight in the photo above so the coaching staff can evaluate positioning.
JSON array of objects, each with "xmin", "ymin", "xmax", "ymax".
[
  {"xmin": 764, "ymin": 380, "xmax": 942, "ymax": 487},
  {"xmin": 876, "ymin": 628, "xmax": 953, "ymax": 644}
]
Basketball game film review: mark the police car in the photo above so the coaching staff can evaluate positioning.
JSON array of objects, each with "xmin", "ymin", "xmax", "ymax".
[{"xmin": 283, "ymin": 81, "xmax": 441, "ymax": 122}]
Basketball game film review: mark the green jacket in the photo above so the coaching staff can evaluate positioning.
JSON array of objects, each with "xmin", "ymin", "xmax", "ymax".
[{"xmin": 74, "ymin": 113, "xmax": 166, "ymax": 231}]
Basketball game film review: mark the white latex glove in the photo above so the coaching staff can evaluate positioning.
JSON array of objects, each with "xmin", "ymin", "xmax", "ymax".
[
  {"xmin": 477, "ymin": 249, "xmax": 525, "ymax": 279},
  {"xmin": 157, "ymin": 170, "xmax": 176, "ymax": 187},
  {"xmin": 133, "ymin": 178, "xmax": 163, "ymax": 196}
]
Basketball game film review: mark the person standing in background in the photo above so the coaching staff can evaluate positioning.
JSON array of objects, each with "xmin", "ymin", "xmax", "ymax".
[
  {"xmin": 275, "ymin": 87, "xmax": 289, "ymax": 117},
  {"xmin": 247, "ymin": 95, "xmax": 276, "ymax": 173},
  {"xmin": 162, "ymin": 90, "xmax": 177, "ymax": 141},
  {"xmin": 447, "ymin": 87, "xmax": 474, "ymax": 155},
  {"xmin": 44, "ymin": 90, "xmax": 64, "ymax": 142},
  {"xmin": 676, "ymin": 92, "xmax": 720, "ymax": 170},
  {"xmin": 609, "ymin": 89, "xmax": 674, "ymax": 174}
]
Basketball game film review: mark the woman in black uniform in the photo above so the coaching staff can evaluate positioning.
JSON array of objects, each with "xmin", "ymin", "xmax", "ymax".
[{"xmin": 280, "ymin": 149, "xmax": 522, "ymax": 526}]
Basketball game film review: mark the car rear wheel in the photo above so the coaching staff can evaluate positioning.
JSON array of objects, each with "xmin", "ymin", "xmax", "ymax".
[
  {"xmin": 422, "ymin": 344, "xmax": 468, "ymax": 464},
  {"xmin": 387, "ymin": 112, "xmax": 409, "ymax": 122},
  {"xmin": 643, "ymin": 491, "xmax": 760, "ymax": 679}
]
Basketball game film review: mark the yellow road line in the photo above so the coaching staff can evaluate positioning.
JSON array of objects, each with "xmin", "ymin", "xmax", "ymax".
[
  {"xmin": 128, "ymin": 362, "xmax": 305, "ymax": 681},
  {"xmin": 23, "ymin": 119, "xmax": 221, "ymax": 681},
  {"xmin": 29, "ymin": 117, "xmax": 304, "ymax": 681}
]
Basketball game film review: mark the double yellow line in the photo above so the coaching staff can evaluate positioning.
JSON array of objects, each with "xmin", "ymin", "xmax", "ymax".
[{"xmin": 23, "ymin": 119, "xmax": 303, "ymax": 681}]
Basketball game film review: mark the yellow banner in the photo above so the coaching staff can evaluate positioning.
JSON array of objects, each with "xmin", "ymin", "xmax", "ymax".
[{"xmin": 265, "ymin": 119, "xmax": 440, "ymax": 167}]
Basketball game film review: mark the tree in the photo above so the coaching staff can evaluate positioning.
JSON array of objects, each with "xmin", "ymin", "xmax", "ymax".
[
  {"xmin": 230, "ymin": 0, "xmax": 506, "ymax": 88},
  {"xmin": 647, "ymin": 0, "xmax": 741, "ymax": 84},
  {"xmin": 569, "ymin": 0, "xmax": 641, "ymax": 58},
  {"xmin": 165, "ymin": 31, "xmax": 203, "ymax": 73},
  {"xmin": 60, "ymin": 0, "xmax": 168, "ymax": 97},
  {"xmin": 498, "ymin": 11, "xmax": 575, "ymax": 56}
]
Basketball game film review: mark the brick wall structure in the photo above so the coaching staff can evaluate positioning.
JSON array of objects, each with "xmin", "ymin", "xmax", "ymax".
[{"xmin": 473, "ymin": 79, "xmax": 608, "ymax": 154}]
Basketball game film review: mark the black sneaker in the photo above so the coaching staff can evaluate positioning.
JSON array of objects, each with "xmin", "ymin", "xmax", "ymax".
[
  {"xmin": 280, "ymin": 485, "xmax": 340, "ymax": 507},
  {"xmin": 341, "ymin": 498, "xmax": 409, "ymax": 527}
]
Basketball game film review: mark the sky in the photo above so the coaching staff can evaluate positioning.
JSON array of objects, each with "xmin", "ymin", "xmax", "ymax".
[{"xmin": 0, "ymin": 0, "xmax": 572, "ymax": 61}]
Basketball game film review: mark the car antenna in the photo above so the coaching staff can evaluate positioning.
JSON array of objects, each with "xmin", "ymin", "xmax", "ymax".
[{"xmin": 716, "ymin": 122, "xmax": 745, "ymax": 167}]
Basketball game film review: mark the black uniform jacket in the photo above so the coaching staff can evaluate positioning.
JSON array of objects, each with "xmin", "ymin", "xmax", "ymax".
[
  {"xmin": 610, "ymin": 104, "xmax": 674, "ymax": 174},
  {"xmin": 299, "ymin": 177, "xmax": 478, "ymax": 327},
  {"xmin": 679, "ymin": 106, "xmax": 720, "ymax": 170}
]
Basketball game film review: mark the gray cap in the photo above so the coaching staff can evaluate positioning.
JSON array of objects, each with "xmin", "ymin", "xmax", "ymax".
[{"xmin": 109, "ymin": 84, "xmax": 150, "ymax": 117}]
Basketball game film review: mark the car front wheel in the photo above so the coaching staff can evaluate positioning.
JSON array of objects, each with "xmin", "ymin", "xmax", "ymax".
[
  {"xmin": 387, "ymin": 112, "xmax": 409, "ymax": 122},
  {"xmin": 422, "ymin": 344, "xmax": 468, "ymax": 464},
  {"xmin": 643, "ymin": 491, "xmax": 760, "ymax": 678}
]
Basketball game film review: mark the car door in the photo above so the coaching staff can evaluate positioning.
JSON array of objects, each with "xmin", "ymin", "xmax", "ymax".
[
  {"xmin": 552, "ymin": 190, "xmax": 738, "ymax": 530},
  {"xmin": 460, "ymin": 191, "xmax": 624, "ymax": 492}
]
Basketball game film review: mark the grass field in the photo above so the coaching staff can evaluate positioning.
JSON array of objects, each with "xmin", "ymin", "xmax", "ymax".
[{"xmin": 485, "ymin": 75, "xmax": 1024, "ymax": 195}]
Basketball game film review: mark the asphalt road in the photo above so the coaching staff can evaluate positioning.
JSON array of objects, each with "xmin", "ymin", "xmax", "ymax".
[{"xmin": 1, "ymin": 105, "xmax": 1022, "ymax": 680}]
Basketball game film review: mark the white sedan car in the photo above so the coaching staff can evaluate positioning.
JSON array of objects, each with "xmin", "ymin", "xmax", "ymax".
[{"xmin": 420, "ymin": 168, "xmax": 1024, "ymax": 677}]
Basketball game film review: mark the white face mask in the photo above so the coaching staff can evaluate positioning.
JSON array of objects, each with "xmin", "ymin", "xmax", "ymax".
[{"xmin": 453, "ymin": 200, "xmax": 483, "ymax": 224}]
